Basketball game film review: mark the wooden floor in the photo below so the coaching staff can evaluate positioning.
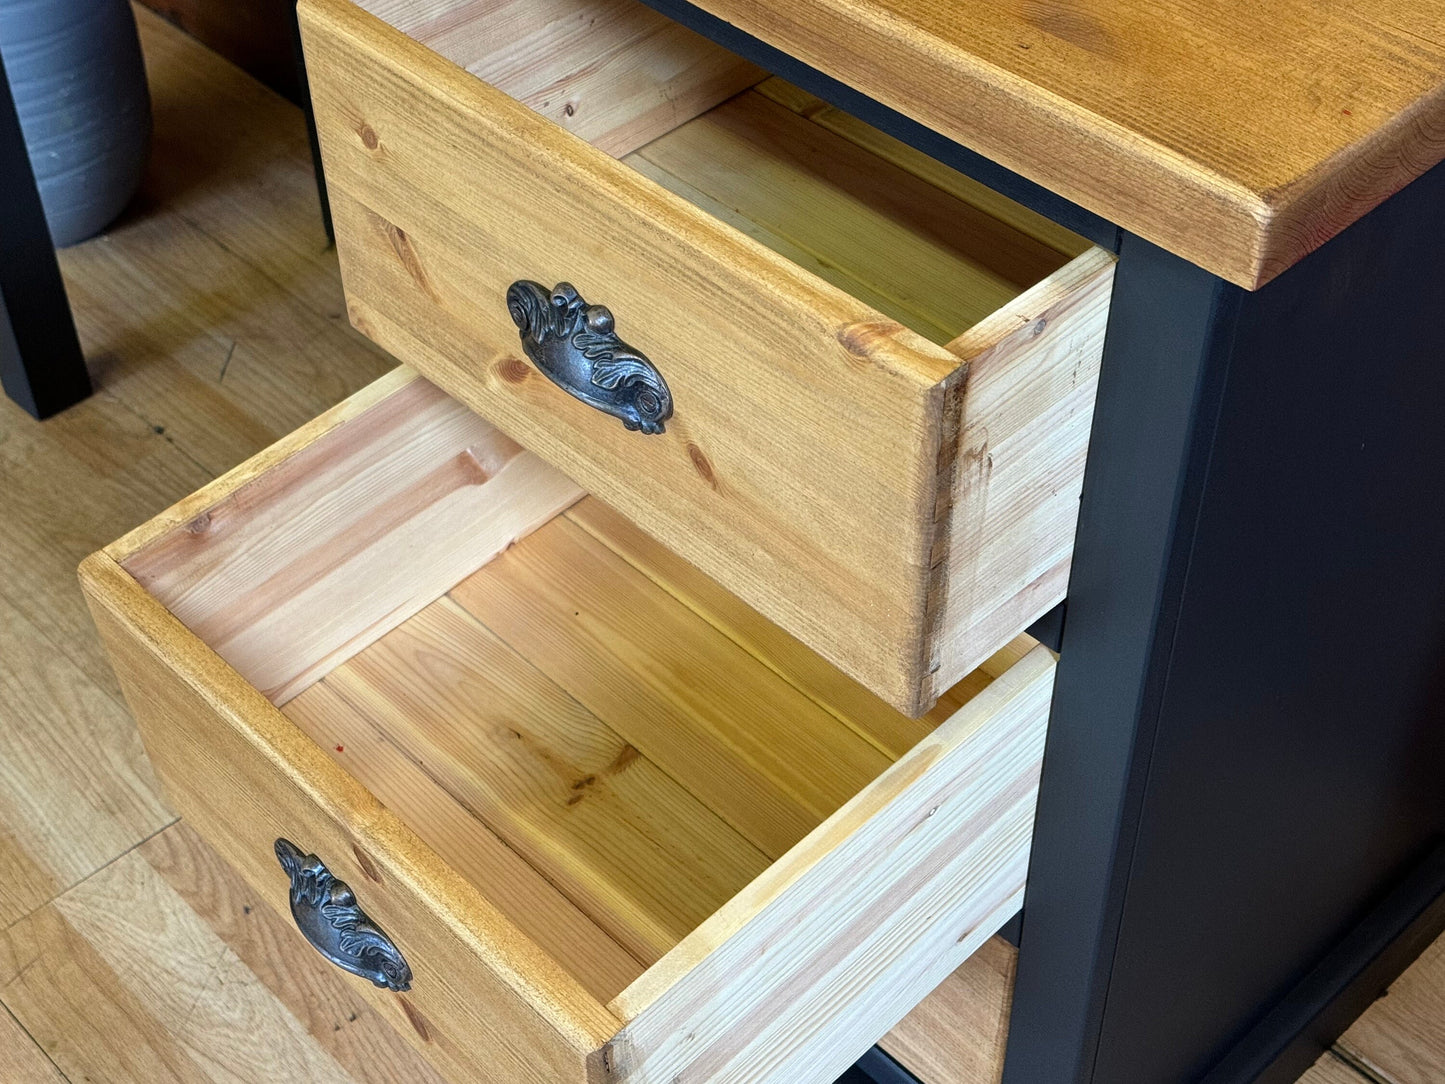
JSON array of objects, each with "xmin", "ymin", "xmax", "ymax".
[{"xmin": 0, "ymin": 8, "xmax": 1440, "ymax": 1083}]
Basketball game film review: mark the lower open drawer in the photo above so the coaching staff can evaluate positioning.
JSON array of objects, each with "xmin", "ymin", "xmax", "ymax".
[{"xmin": 81, "ymin": 369, "xmax": 1053, "ymax": 1084}]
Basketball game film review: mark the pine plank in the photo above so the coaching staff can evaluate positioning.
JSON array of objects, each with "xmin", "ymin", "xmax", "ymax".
[
  {"xmin": 123, "ymin": 375, "xmax": 584, "ymax": 704},
  {"xmin": 879, "ymin": 937, "xmax": 1016, "ymax": 1084},
  {"xmin": 754, "ymin": 78, "xmax": 1090, "ymax": 261},
  {"xmin": 610, "ymin": 646, "xmax": 1053, "ymax": 1083},
  {"xmin": 354, "ymin": 0, "xmax": 763, "ymax": 156},
  {"xmin": 565, "ymin": 496, "xmax": 940, "ymax": 760},
  {"xmin": 449, "ymin": 514, "xmax": 896, "ymax": 859},
  {"xmin": 626, "ymin": 88, "xmax": 1069, "ymax": 340},
  {"xmin": 926, "ymin": 250, "xmax": 1113, "ymax": 703},
  {"xmin": 1339, "ymin": 934, "xmax": 1445, "ymax": 1084},
  {"xmin": 284, "ymin": 681, "xmax": 646, "ymax": 1000},
  {"xmin": 307, "ymin": 597, "xmax": 769, "ymax": 965}
]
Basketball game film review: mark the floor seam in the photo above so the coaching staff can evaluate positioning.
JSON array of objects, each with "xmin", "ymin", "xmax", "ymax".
[
  {"xmin": 2, "ymin": 995, "xmax": 74, "ymax": 1082},
  {"xmin": 0, "ymin": 817, "xmax": 181, "ymax": 936},
  {"xmin": 1330, "ymin": 1042, "xmax": 1400, "ymax": 1084}
]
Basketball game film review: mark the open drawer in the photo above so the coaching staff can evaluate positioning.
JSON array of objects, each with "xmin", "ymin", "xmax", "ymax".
[
  {"xmin": 82, "ymin": 370, "xmax": 1053, "ymax": 1084},
  {"xmin": 297, "ymin": 0, "xmax": 1112, "ymax": 716}
]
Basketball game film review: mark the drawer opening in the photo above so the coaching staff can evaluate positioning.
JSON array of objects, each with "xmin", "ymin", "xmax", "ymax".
[
  {"xmin": 620, "ymin": 77, "xmax": 1091, "ymax": 345},
  {"xmin": 114, "ymin": 370, "xmax": 1049, "ymax": 1075},
  {"xmin": 361, "ymin": 0, "xmax": 1090, "ymax": 346}
]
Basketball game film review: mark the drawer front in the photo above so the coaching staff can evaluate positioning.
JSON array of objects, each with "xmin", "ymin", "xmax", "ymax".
[
  {"xmin": 84, "ymin": 369, "xmax": 1051, "ymax": 1084},
  {"xmin": 299, "ymin": 0, "xmax": 1111, "ymax": 716},
  {"xmin": 80, "ymin": 559, "xmax": 616, "ymax": 1084}
]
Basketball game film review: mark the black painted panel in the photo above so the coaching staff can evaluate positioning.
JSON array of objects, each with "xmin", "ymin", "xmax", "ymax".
[{"xmin": 1091, "ymin": 157, "xmax": 1445, "ymax": 1083}]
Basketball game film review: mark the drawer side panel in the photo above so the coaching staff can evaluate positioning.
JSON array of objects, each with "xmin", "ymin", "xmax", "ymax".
[
  {"xmin": 607, "ymin": 646, "xmax": 1054, "ymax": 1083},
  {"xmin": 80, "ymin": 552, "xmax": 616, "ymax": 1084}
]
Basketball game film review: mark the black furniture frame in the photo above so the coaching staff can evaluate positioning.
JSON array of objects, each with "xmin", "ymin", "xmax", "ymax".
[
  {"xmin": 0, "ymin": 43, "xmax": 90, "ymax": 419},
  {"xmin": 618, "ymin": 4, "xmax": 1445, "ymax": 1083}
]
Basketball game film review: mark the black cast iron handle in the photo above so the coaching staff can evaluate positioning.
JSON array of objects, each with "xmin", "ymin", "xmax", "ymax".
[
  {"xmin": 506, "ymin": 280, "xmax": 673, "ymax": 434},
  {"xmin": 274, "ymin": 838, "xmax": 412, "ymax": 992}
]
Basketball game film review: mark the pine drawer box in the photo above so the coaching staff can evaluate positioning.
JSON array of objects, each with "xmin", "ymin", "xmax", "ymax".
[
  {"xmin": 81, "ymin": 369, "xmax": 1054, "ymax": 1084},
  {"xmin": 296, "ymin": 0, "xmax": 1114, "ymax": 716}
]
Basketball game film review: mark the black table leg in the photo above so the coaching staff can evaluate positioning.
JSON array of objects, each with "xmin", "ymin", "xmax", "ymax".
[
  {"xmin": 1005, "ymin": 158, "xmax": 1445, "ymax": 1084},
  {"xmin": 0, "ymin": 43, "xmax": 90, "ymax": 419}
]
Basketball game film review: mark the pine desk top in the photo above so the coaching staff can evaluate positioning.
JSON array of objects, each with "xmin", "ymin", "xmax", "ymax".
[{"xmin": 677, "ymin": 0, "xmax": 1445, "ymax": 288}]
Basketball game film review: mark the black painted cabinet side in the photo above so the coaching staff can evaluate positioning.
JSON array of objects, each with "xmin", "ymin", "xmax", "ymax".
[{"xmin": 1011, "ymin": 161, "xmax": 1445, "ymax": 1084}]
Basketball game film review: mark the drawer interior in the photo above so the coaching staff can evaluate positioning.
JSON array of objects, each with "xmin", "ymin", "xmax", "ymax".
[
  {"xmin": 623, "ymin": 79, "xmax": 1089, "ymax": 342},
  {"xmin": 356, "ymin": 0, "xmax": 1091, "ymax": 345},
  {"xmin": 119, "ymin": 370, "xmax": 1037, "ymax": 1012}
]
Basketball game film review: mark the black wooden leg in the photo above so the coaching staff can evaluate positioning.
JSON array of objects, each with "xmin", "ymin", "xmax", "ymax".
[
  {"xmin": 0, "ymin": 44, "xmax": 90, "ymax": 419},
  {"xmin": 290, "ymin": 0, "xmax": 333, "ymax": 244},
  {"xmin": 1005, "ymin": 158, "xmax": 1445, "ymax": 1084}
]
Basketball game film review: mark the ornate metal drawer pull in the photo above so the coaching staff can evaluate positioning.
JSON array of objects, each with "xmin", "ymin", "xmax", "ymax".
[
  {"xmin": 506, "ymin": 280, "xmax": 673, "ymax": 434},
  {"xmin": 274, "ymin": 838, "xmax": 412, "ymax": 992}
]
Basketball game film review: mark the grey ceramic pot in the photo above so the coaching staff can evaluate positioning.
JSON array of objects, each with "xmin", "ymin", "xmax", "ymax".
[{"xmin": 0, "ymin": 0, "xmax": 151, "ymax": 246}]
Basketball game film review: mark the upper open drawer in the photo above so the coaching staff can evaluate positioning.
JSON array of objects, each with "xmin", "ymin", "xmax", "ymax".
[{"xmin": 298, "ymin": 0, "xmax": 1113, "ymax": 715}]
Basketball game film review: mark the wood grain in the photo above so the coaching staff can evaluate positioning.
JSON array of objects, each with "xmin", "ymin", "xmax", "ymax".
[
  {"xmin": 301, "ymin": 0, "xmax": 1111, "ymax": 714},
  {"xmin": 614, "ymin": 0, "xmax": 1445, "ymax": 288},
  {"xmin": 928, "ymin": 248, "xmax": 1114, "ymax": 703},
  {"xmin": 449, "ymin": 513, "xmax": 896, "ymax": 858},
  {"xmin": 305, "ymin": 596, "xmax": 770, "ymax": 965},
  {"xmin": 7, "ymin": 11, "xmax": 1440, "ymax": 1078},
  {"xmin": 300, "ymin": 0, "xmax": 964, "ymax": 714},
  {"xmin": 1340, "ymin": 934, "xmax": 1445, "ymax": 1083},
  {"xmin": 354, "ymin": 0, "xmax": 763, "ymax": 156},
  {"xmin": 81, "ymin": 552, "xmax": 619, "ymax": 1084},
  {"xmin": 1299, "ymin": 1053, "xmax": 1377, "ymax": 1084},
  {"xmin": 878, "ymin": 936, "xmax": 1016, "ymax": 1084},
  {"xmin": 66, "ymin": 8, "xmax": 394, "ymax": 480},
  {"xmin": 0, "ymin": 590, "xmax": 172, "ymax": 929},
  {"xmin": 625, "ymin": 87, "xmax": 1070, "ymax": 340},
  {"xmin": 565, "ymin": 497, "xmax": 939, "ymax": 760},
  {"xmin": 122, "ymin": 373, "xmax": 583, "ymax": 703},
  {"xmin": 754, "ymin": 78, "xmax": 1090, "ymax": 261},
  {"xmin": 609, "ymin": 646, "xmax": 1054, "ymax": 1083},
  {"xmin": 139, "ymin": 823, "xmax": 452, "ymax": 1084},
  {"xmin": 0, "ymin": 1004, "xmax": 64, "ymax": 1084},
  {"xmin": 80, "ymin": 364, "xmax": 1056, "ymax": 1082},
  {"xmin": 283, "ymin": 681, "xmax": 647, "ymax": 1003},
  {"xmin": 0, "ymin": 824, "xmax": 447, "ymax": 1084}
]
